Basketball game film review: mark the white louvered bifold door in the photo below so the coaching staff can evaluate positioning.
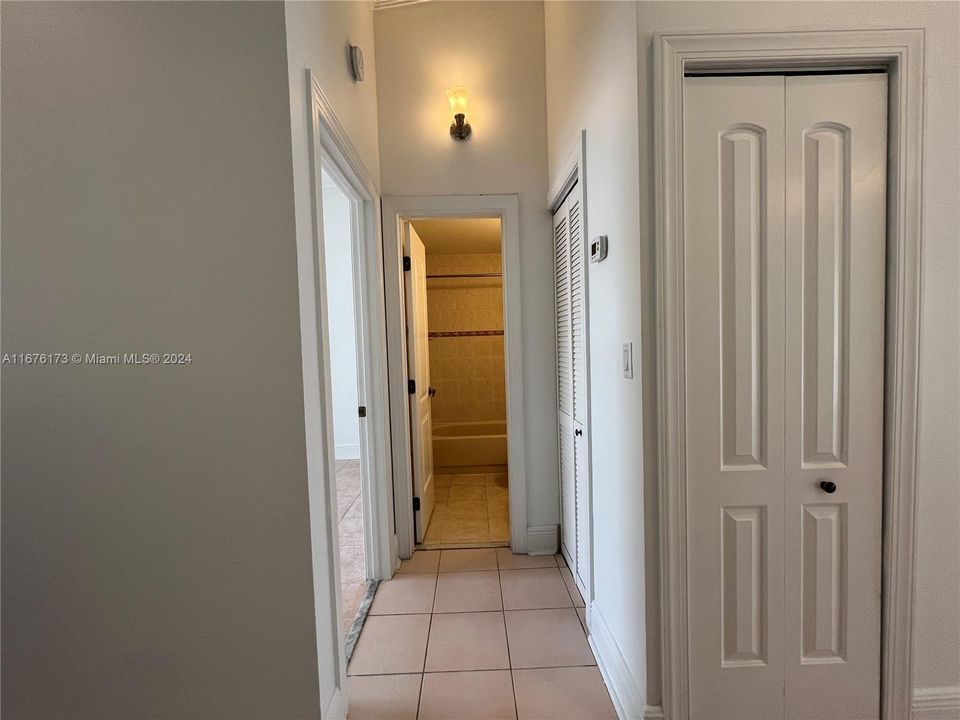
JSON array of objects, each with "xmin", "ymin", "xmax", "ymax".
[
  {"xmin": 554, "ymin": 181, "xmax": 589, "ymax": 596},
  {"xmin": 567, "ymin": 190, "xmax": 590, "ymax": 596},
  {"xmin": 554, "ymin": 197, "xmax": 575, "ymax": 570}
]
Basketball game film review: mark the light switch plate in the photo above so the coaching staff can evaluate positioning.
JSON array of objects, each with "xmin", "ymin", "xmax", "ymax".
[{"xmin": 622, "ymin": 342, "xmax": 633, "ymax": 379}]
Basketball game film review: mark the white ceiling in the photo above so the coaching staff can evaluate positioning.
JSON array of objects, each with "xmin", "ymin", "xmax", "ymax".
[{"xmin": 410, "ymin": 218, "xmax": 502, "ymax": 255}]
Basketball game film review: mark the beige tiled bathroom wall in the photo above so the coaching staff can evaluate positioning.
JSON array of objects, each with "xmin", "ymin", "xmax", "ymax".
[{"xmin": 426, "ymin": 253, "xmax": 506, "ymax": 425}]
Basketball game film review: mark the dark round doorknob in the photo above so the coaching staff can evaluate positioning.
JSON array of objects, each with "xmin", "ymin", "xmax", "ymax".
[{"xmin": 819, "ymin": 480, "xmax": 837, "ymax": 494}]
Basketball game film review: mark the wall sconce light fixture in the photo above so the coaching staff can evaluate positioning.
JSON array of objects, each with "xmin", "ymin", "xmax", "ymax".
[{"xmin": 447, "ymin": 86, "xmax": 471, "ymax": 140}]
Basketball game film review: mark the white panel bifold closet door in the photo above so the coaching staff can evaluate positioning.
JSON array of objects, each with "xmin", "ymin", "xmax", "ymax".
[
  {"xmin": 554, "ymin": 183, "xmax": 588, "ymax": 594},
  {"xmin": 683, "ymin": 74, "xmax": 887, "ymax": 720}
]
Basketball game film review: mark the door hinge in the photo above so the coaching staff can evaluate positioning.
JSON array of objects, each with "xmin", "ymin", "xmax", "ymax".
[
  {"xmin": 358, "ymin": 405, "xmax": 367, "ymax": 418},
  {"xmin": 408, "ymin": 379, "xmax": 416, "ymax": 394},
  {"xmin": 413, "ymin": 496, "xmax": 421, "ymax": 511},
  {"xmin": 403, "ymin": 256, "xmax": 411, "ymax": 271}
]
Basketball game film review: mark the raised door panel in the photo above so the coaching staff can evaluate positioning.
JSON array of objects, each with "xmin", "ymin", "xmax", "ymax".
[
  {"xmin": 683, "ymin": 76, "xmax": 786, "ymax": 720},
  {"xmin": 719, "ymin": 127, "xmax": 768, "ymax": 470},
  {"xmin": 801, "ymin": 126, "xmax": 850, "ymax": 467},
  {"xmin": 783, "ymin": 73, "xmax": 886, "ymax": 720}
]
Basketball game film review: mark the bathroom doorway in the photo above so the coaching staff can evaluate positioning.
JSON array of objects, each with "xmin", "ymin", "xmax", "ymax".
[
  {"xmin": 404, "ymin": 218, "xmax": 510, "ymax": 547},
  {"xmin": 383, "ymin": 195, "xmax": 528, "ymax": 559}
]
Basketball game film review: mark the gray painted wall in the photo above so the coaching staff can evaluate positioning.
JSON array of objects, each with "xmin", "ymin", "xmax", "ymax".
[{"xmin": 1, "ymin": 3, "xmax": 321, "ymax": 717}]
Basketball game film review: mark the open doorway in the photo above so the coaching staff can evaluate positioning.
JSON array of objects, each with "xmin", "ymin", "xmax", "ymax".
[
  {"xmin": 403, "ymin": 218, "xmax": 510, "ymax": 547},
  {"xmin": 320, "ymin": 169, "xmax": 370, "ymax": 639}
]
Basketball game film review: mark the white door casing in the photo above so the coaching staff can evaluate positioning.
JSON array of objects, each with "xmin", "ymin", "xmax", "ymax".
[
  {"xmin": 404, "ymin": 224, "xmax": 435, "ymax": 543},
  {"xmin": 653, "ymin": 30, "xmax": 925, "ymax": 720},
  {"xmin": 683, "ymin": 73, "xmax": 886, "ymax": 719},
  {"xmin": 382, "ymin": 195, "xmax": 527, "ymax": 557}
]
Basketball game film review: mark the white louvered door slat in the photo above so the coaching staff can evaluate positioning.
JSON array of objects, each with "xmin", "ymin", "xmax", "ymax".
[
  {"xmin": 554, "ymin": 182, "xmax": 589, "ymax": 599},
  {"xmin": 554, "ymin": 201, "xmax": 575, "ymax": 568},
  {"xmin": 567, "ymin": 195, "xmax": 589, "ymax": 594}
]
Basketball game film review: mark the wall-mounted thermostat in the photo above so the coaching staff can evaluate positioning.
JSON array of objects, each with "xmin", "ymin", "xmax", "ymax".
[
  {"xmin": 350, "ymin": 45, "xmax": 365, "ymax": 82},
  {"xmin": 590, "ymin": 235, "xmax": 608, "ymax": 263}
]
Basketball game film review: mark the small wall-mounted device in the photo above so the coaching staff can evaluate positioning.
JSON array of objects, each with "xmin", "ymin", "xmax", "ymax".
[
  {"xmin": 590, "ymin": 235, "xmax": 608, "ymax": 263},
  {"xmin": 622, "ymin": 342, "xmax": 634, "ymax": 379},
  {"xmin": 350, "ymin": 45, "xmax": 365, "ymax": 82}
]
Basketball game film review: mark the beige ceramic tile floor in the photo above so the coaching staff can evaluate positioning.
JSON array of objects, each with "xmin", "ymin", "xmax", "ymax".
[
  {"xmin": 421, "ymin": 473, "xmax": 510, "ymax": 547},
  {"xmin": 337, "ymin": 460, "xmax": 368, "ymax": 637},
  {"xmin": 347, "ymin": 547, "xmax": 611, "ymax": 720}
]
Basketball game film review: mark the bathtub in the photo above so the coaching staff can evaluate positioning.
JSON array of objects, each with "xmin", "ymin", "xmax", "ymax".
[{"xmin": 433, "ymin": 421, "xmax": 508, "ymax": 472}]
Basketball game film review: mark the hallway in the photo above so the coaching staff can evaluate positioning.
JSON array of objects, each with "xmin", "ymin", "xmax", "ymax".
[{"xmin": 346, "ymin": 548, "xmax": 614, "ymax": 719}]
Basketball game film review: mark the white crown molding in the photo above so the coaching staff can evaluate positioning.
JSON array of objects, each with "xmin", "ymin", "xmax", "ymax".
[{"xmin": 374, "ymin": 0, "xmax": 430, "ymax": 11}]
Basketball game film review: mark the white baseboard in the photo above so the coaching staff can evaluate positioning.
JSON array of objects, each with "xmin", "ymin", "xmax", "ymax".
[
  {"xmin": 913, "ymin": 686, "xmax": 960, "ymax": 719},
  {"xmin": 588, "ymin": 600, "xmax": 646, "ymax": 720},
  {"xmin": 323, "ymin": 687, "xmax": 346, "ymax": 720},
  {"xmin": 335, "ymin": 444, "xmax": 360, "ymax": 460},
  {"xmin": 526, "ymin": 524, "xmax": 559, "ymax": 555},
  {"xmin": 643, "ymin": 705, "xmax": 665, "ymax": 719}
]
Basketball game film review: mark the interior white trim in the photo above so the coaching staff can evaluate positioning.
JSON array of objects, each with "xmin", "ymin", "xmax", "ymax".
[
  {"xmin": 382, "ymin": 195, "xmax": 527, "ymax": 556},
  {"xmin": 322, "ymin": 688, "xmax": 346, "ymax": 720},
  {"xmin": 308, "ymin": 70, "xmax": 396, "ymax": 586},
  {"xmin": 547, "ymin": 129, "xmax": 594, "ymax": 606},
  {"xmin": 373, "ymin": 0, "xmax": 429, "ymax": 10},
  {"xmin": 589, "ymin": 600, "xmax": 647, "ymax": 720},
  {"xmin": 525, "ymin": 524, "xmax": 560, "ymax": 556},
  {"xmin": 652, "ymin": 30, "xmax": 924, "ymax": 720},
  {"xmin": 912, "ymin": 687, "xmax": 960, "ymax": 719}
]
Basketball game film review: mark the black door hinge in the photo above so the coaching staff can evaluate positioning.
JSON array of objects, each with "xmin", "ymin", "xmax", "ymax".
[
  {"xmin": 408, "ymin": 379, "xmax": 416, "ymax": 395},
  {"xmin": 403, "ymin": 256, "xmax": 411, "ymax": 271},
  {"xmin": 413, "ymin": 496, "xmax": 421, "ymax": 511},
  {"xmin": 358, "ymin": 406, "xmax": 367, "ymax": 418}
]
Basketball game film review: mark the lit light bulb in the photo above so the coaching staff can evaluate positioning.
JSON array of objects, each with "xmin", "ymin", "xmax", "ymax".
[{"xmin": 447, "ymin": 86, "xmax": 469, "ymax": 116}]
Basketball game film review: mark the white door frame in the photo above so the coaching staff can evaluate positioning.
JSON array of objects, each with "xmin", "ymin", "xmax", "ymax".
[
  {"xmin": 307, "ymin": 70, "xmax": 397, "ymax": 586},
  {"xmin": 547, "ymin": 130, "xmax": 594, "ymax": 608},
  {"xmin": 653, "ymin": 30, "xmax": 924, "ymax": 720},
  {"xmin": 382, "ymin": 195, "xmax": 527, "ymax": 557}
]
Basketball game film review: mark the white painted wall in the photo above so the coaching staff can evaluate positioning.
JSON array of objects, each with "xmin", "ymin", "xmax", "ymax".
[
  {"xmin": 374, "ymin": 2, "xmax": 558, "ymax": 539},
  {"xmin": 323, "ymin": 177, "xmax": 362, "ymax": 460},
  {"xmin": 547, "ymin": 0, "xmax": 960, "ymax": 713},
  {"xmin": 285, "ymin": 1, "xmax": 382, "ymax": 186},
  {"xmin": 283, "ymin": 2, "xmax": 383, "ymax": 714},
  {"xmin": 544, "ymin": 1, "xmax": 651, "ymax": 710},
  {"xmin": 1, "ymin": 2, "xmax": 321, "ymax": 717}
]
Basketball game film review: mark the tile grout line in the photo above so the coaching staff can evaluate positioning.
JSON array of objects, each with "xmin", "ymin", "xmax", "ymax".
[
  {"xmin": 416, "ymin": 568, "xmax": 440, "ymax": 720},
  {"xmin": 349, "ymin": 663, "xmax": 601, "ymax": 678},
  {"xmin": 497, "ymin": 564, "xmax": 521, "ymax": 720}
]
